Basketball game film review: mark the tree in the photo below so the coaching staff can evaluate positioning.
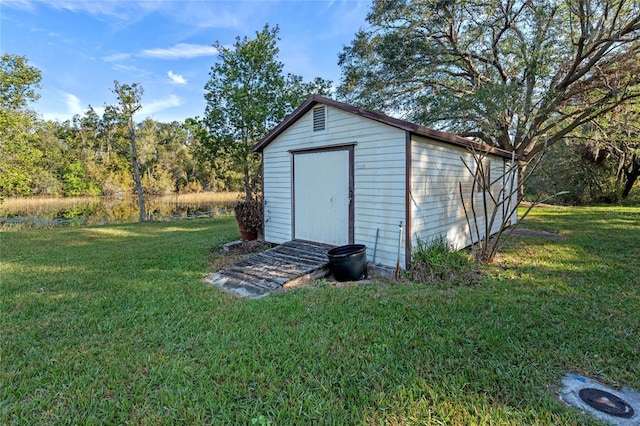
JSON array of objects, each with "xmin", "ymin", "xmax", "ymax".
[
  {"xmin": 1, "ymin": 53, "xmax": 42, "ymax": 110},
  {"xmin": 583, "ymin": 101, "xmax": 640, "ymax": 199},
  {"xmin": 184, "ymin": 118, "xmax": 224, "ymax": 191},
  {"xmin": 526, "ymin": 94, "xmax": 640, "ymax": 204},
  {"xmin": 203, "ymin": 24, "xmax": 332, "ymax": 202},
  {"xmin": 338, "ymin": 0, "xmax": 640, "ymax": 161},
  {"xmin": 0, "ymin": 54, "xmax": 43, "ymax": 197},
  {"xmin": 112, "ymin": 81, "xmax": 146, "ymax": 221},
  {"xmin": 0, "ymin": 109, "xmax": 42, "ymax": 196},
  {"xmin": 31, "ymin": 120, "xmax": 69, "ymax": 196},
  {"xmin": 154, "ymin": 121, "xmax": 204, "ymax": 193},
  {"xmin": 71, "ymin": 107, "xmax": 101, "ymax": 150}
]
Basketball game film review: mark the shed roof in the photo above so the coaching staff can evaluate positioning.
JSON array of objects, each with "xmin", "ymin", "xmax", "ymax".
[{"xmin": 254, "ymin": 95, "xmax": 520, "ymax": 160}]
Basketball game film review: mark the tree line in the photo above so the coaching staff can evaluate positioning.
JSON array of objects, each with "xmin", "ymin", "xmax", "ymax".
[
  {"xmin": 0, "ymin": 25, "xmax": 328, "ymax": 203},
  {"xmin": 2, "ymin": 1, "xmax": 639, "ymax": 205},
  {"xmin": 0, "ymin": 55, "xmax": 218, "ymax": 199}
]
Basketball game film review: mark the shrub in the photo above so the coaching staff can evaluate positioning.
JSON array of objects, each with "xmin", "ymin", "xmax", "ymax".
[
  {"xmin": 233, "ymin": 200, "xmax": 263, "ymax": 233},
  {"xmin": 407, "ymin": 236, "xmax": 479, "ymax": 285},
  {"xmin": 62, "ymin": 161, "xmax": 90, "ymax": 196}
]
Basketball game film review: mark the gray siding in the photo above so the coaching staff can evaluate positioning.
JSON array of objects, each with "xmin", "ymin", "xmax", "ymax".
[
  {"xmin": 262, "ymin": 101, "xmax": 516, "ymax": 270},
  {"xmin": 263, "ymin": 104, "xmax": 407, "ymax": 268},
  {"xmin": 410, "ymin": 136, "xmax": 510, "ymax": 250}
]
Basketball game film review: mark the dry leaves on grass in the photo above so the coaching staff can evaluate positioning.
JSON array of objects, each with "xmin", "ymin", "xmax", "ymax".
[{"xmin": 209, "ymin": 240, "xmax": 273, "ymax": 270}]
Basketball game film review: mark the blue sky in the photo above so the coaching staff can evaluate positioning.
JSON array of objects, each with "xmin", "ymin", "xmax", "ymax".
[{"xmin": 1, "ymin": 0, "xmax": 370, "ymax": 123}]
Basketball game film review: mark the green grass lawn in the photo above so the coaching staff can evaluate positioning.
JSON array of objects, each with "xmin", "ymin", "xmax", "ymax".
[{"xmin": 1, "ymin": 207, "xmax": 639, "ymax": 425}]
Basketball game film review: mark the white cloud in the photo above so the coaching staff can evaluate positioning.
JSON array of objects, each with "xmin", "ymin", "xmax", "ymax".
[
  {"xmin": 10, "ymin": 0, "xmax": 158, "ymax": 19},
  {"xmin": 140, "ymin": 43, "xmax": 219, "ymax": 60},
  {"xmin": 103, "ymin": 53, "xmax": 131, "ymax": 62},
  {"xmin": 6, "ymin": 0, "xmax": 248, "ymax": 32},
  {"xmin": 168, "ymin": 71, "xmax": 187, "ymax": 85},
  {"xmin": 176, "ymin": 3, "xmax": 243, "ymax": 29},
  {"xmin": 62, "ymin": 92, "xmax": 84, "ymax": 116},
  {"xmin": 41, "ymin": 111, "xmax": 63, "ymax": 122},
  {"xmin": 40, "ymin": 91, "xmax": 87, "ymax": 122},
  {"xmin": 111, "ymin": 63, "xmax": 149, "ymax": 75},
  {"xmin": 3, "ymin": 0, "xmax": 36, "ymax": 12},
  {"xmin": 140, "ymin": 94, "xmax": 182, "ymax": 116}
]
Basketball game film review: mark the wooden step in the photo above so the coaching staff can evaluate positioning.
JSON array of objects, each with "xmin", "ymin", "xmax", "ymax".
[{"xmin": 204, "ymin": 241, "xmax": 331, "ymax": 298}]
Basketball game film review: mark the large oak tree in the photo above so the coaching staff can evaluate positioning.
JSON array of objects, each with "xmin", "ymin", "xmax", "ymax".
[{"xmin": 338, "ymin": 0, "xmax": 640, "ymax": 159}]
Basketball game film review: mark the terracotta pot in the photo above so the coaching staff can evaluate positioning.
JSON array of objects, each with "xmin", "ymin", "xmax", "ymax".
[{"xmin": 239, "ymin": 227, "xmax": 257, "ymax": 241}]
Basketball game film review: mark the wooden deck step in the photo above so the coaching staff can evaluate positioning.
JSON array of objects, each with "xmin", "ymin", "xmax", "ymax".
[{"xmin": 204, "ymin": 241, "xmax": 331, "ymax": 298}]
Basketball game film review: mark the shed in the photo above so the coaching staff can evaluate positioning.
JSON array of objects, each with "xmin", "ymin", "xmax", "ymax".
[{"xmin": 254, "ymin": 95, "xmax": 519, "ymax": 270}]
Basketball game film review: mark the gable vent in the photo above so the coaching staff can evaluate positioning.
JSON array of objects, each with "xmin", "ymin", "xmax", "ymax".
[{"xmin": 312, "ymin": 106, "xmax": 326, "ymax": 132}]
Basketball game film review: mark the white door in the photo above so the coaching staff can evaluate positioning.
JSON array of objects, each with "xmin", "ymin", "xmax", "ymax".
[{"xmin": 293, "ymin": 149, "xmax": 351, "ymax": 245}]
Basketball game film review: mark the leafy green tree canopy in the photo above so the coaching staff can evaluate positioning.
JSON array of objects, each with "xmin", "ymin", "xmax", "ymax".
[
  {"xmin": 203, "ymin": 24, "xmax": 332, "ymax": 201},
  {"xmin": 1, "ymin": 53, "xmax": 42, "ymax": 110},
  {"xmin": 573, "ymin": 97, "xmax": 640, "ymax": 199},
  {"xmin": 0, "ymin": 54, "xmax": 43, "ymax": 197},
  {"xmin": 338, "ymin": 0, "xmax": 640, "ymax": 158}
]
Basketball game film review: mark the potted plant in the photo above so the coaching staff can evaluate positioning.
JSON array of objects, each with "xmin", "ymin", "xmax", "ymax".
[{"xmin": 234, "ymin": 199, "xmax": 263, "ymax": 241}]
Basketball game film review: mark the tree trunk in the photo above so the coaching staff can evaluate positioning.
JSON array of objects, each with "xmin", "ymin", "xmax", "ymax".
[
  {"xmin": 517, "ymin": 161, "xmax": 526, "ymax": 201},
  {"xmin": 129, "ymin": 120, "xmax": 147, "ymax": 221},
  {"xmin": 243, "ymin": 163, "xmax": 252, "ymax": 202},
  {"xmin": 622, "ymin": 156, "xmax": 640, "ymax": 199}
]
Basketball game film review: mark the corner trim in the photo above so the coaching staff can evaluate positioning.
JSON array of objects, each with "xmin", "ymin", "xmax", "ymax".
[{"xmin": 405, "ymin": 131, "xmax": 412, "ymax": 270}]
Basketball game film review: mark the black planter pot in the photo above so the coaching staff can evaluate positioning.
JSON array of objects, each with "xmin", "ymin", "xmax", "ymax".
[{"xmin": 327, "ymin": 244, "xmax": 367, "ymax": 282}]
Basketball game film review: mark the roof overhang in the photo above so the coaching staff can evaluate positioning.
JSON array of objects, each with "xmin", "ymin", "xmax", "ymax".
[{"xmin": 253, "ymin": 94, "xmax": 522, "ymax": 161}]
